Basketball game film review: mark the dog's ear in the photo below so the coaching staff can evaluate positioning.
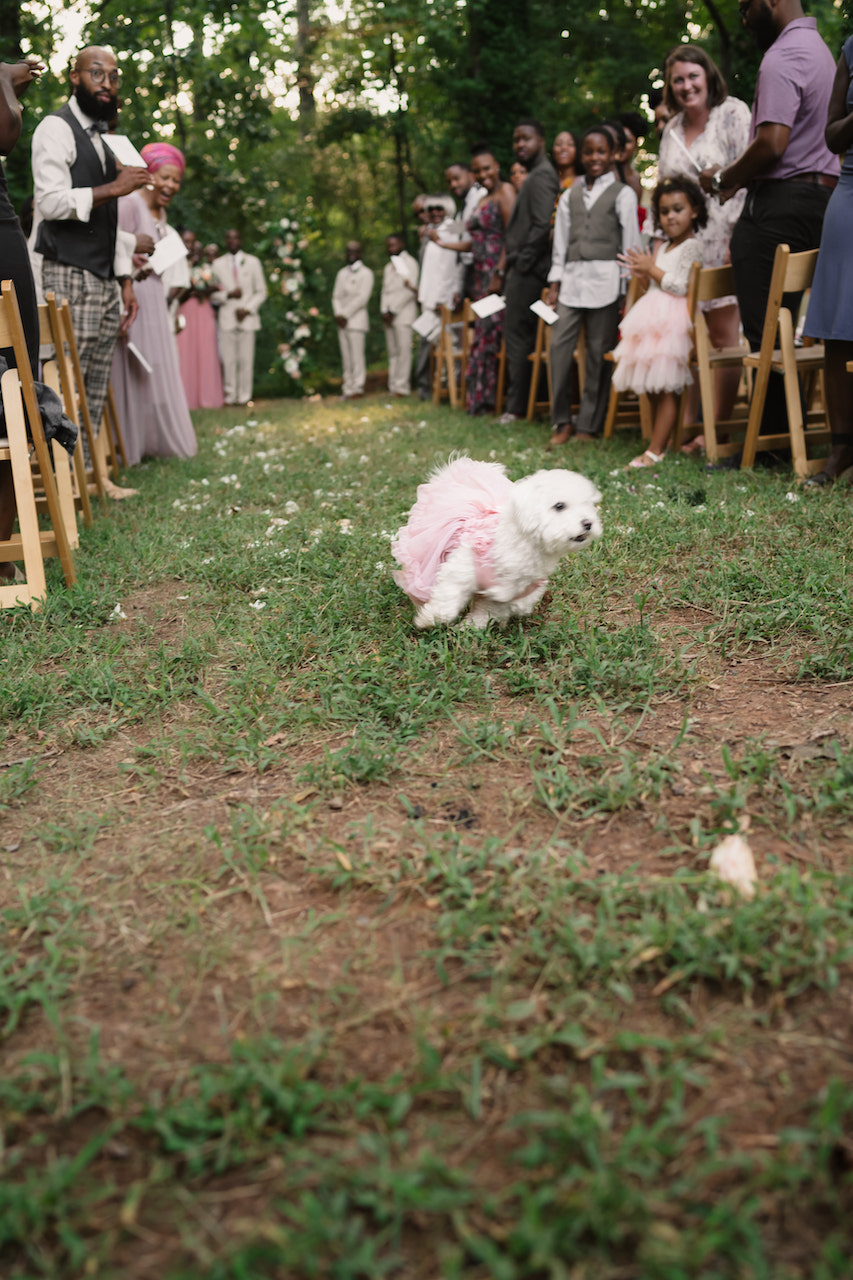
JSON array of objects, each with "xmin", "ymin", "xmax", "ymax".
[{"xmin": 590, "ymin": 486, "xmax": 602, "ymax": 505}]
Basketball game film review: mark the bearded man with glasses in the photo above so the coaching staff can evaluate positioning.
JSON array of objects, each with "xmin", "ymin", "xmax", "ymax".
[{"xmin": 30, "ymin": 47, "xmax": 150, "ymax": 494}]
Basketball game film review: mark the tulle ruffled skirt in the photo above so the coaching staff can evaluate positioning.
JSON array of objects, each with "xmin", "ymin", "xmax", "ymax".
[{"xmin": 612, "ymin": 288, "xmax": 693, "ymax": 396}]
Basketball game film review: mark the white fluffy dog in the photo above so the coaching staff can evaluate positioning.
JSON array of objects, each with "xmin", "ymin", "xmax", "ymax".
[{"xmin": 392, "ymin": 456, "xmax": 601, "ymax": 629}]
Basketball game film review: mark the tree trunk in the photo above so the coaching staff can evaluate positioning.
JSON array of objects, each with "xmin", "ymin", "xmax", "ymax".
[
  {"xmin": 0, "ymin": 0, "xmax": 22, "ymax": 62},
  {"xmin": 295, "ymin": 0, "xmax": 316, "ymax": 138}
]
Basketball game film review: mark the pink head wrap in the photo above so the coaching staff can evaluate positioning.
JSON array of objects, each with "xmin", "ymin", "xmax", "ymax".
[{"xmin": 140, "ymin": 142, "xmax": 186, "ymax": 176}]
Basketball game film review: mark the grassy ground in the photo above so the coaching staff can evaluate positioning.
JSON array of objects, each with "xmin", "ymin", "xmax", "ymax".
[{"xmin": 2, "ymin": 397, "xmax": 852, "ymax": 1279}]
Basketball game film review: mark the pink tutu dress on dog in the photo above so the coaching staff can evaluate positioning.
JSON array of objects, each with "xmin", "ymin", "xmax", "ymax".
[
  {"xmin": 392, "ymin": 457, "xmax": 514, "ymax": 605},
  {"xmin": 612, "ymin": 237, "xmax": 702, "ymax": 395}
]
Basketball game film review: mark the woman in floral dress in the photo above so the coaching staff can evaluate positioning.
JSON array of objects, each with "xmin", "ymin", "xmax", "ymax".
[{"xmin": 430, "ymin": 151, "xmax": 515, "ymax": 415}]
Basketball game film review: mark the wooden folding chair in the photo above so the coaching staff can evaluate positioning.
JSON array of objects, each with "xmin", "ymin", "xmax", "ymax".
[
  {"xmin": 0, "ymin": 279, "xmax": 76, "ymax": 609},
  {"xmin": 432, "ymin": 303, "xmax": 468, "ymax": 408},
  {"xmin": 675, "ymin": 261, "xmax": 751, "ymax": 462},
  {"xmin": 740, "ymin": 244, "xmax": 829, "ymax": 478},
  {"xmin": 49, "ymin": 296, "xmax": 108, "ymax": 503},
  {"xmin": 603, "ymin": 276, "xmax": 652, "ymax": 441},
  {"xmin": 38, "ymin": 296, "xmax": 92, "ymax": 531}
]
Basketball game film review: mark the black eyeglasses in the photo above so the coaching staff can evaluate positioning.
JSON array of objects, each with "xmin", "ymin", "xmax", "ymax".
[{"xmin": 86, "ymin": 67, "xmax": 121, "ymax": 86}]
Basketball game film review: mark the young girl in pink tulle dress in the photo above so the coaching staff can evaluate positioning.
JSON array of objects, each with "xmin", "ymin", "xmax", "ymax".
[{"xmin": 612, "ymin": 175, "xmax": 706, "ymax": 469}]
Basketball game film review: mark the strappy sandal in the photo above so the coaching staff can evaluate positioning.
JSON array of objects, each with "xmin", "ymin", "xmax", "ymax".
[{"xmin": 626, "ymin": 450, "xmax": 665, "ymax": 469}]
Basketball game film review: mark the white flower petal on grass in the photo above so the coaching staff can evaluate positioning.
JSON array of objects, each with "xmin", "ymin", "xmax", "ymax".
[
  {"xmin": 709, "ymin": 834, "xmax": 757, "ymax": 899},
  {"xmin": 249, "ymin": 600, "xmax": 267, "ymax": 611},
  {"xmin": 744, "ymin": 509, "xmax": 755, "ymax": 518},
  {"xmin": 112, "ymin": 604, "xmax": 127, "ymax": 620},
  {"xmin": 785, "ymin": 491, "xmax": 799, "ymax": 503}
]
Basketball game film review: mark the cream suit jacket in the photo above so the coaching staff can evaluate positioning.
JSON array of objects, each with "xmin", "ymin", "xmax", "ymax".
[
  {"xmin": 332, "ymin": 262, "xmax": 374, "ymax": 333},
  {"xmin": 212, "ymin": 252, "xmax": 267, "ymax": 332}
]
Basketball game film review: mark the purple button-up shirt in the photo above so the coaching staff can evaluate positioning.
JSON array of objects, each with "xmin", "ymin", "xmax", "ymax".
[{"xmin": 749, "ymin": 16, "xmax": 839, "ymax": 180}]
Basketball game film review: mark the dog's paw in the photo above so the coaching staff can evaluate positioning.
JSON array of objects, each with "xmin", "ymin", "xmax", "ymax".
[{"xmin": 414, "ymin": 608, "xmax": 435, "ymax": 629}]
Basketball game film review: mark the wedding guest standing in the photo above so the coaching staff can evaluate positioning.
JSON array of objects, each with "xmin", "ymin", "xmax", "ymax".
[
  {"xmin": 658, "ymin": 46, "xmax": 750, "ymax": 445},
  {"xmin": 802, "ymin": 34, "xmax": 853, "ymax": 488},
  {"xmin": 30, "ymin": 44, "xmax": 148, "ymax": 497},
  {"xmin": 111, "ymin": 142, "xmax": 197, "ymax": 466},
  {"xmin": 212, "ymin": 228, "xmax": 267, "ymax": 405},
  {"xmin": 494, "ymin": 120, "xmax": 559, "ymax": 423},
  {"xmin": 176, "ymin": 236, "xmax": 224, "ymax": 410},
  {"xmin": 332, "ymin": 240, "xmax": 374, "ymax": 399},
  {"xmin": 427, "ymin": 155, "xmax": 515, "ymax": 414},
  {"xmin": 380, "ymin": 234, "xmax": 418, "ymax": 396}
]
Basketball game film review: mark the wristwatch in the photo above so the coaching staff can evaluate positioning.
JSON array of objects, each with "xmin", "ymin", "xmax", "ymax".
[{"xmin": 710, "ymin": 171, "xmax": 725, "ymax": 198}]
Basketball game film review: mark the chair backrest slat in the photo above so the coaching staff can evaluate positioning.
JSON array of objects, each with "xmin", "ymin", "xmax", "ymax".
[{"xmin": 782, "ymin": 248, "xmax": 819, "ymax": 295}]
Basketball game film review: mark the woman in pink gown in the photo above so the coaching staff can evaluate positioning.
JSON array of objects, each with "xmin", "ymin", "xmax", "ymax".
[
  {"xmin": 111, "ymin": 143, "xmax": 198, "ymax": 467},
  {"xmin": 176, "ymin": 238, "xmax": 224, "ymax": 409}
]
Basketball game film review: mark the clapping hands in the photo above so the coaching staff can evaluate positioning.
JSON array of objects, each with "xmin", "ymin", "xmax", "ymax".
[{"xmin": 617, "ymin": 246, "xmax": 656, "ymax": 280}]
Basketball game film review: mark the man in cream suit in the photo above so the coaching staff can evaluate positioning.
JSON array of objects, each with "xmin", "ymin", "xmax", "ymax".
[
  {"xmin": 332, "ymin": 241, "xmax": 374, "ymax": 399},
  {"xmin": 380, "ymin": 234, "xmax": 418, "ymax": 396},
  {"xmin": 212, "ymin": 228, "xmax": 267, "ymax": 405}
]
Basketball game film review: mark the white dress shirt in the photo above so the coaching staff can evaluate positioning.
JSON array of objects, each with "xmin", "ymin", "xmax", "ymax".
[
  {"xmin": 548, "ymin": 173, "xmax": 640, "ymax": 309},
  {"xmin": 29, "ymin": 95, "xmax": 132, "ymax": 278}
]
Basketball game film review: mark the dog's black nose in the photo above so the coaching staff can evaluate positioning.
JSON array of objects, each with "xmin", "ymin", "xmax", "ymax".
[{"xmin": 581, "ymin": 518, "xmax": 593, "ymax": 532}]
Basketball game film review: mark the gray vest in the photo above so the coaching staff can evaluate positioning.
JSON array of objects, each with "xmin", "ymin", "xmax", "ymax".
[
  {"xmin": 35, "ymin": 104, "xmax": 118, "ymax": 280},
  {"xmin": 567, "ymin": 181, "xmax": 622, "ymax": 263}
]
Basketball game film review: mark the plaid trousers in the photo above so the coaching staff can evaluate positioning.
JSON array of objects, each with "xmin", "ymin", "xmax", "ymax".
[{"xmin": 42, "ymin": 262, "xmax": 121, "ymax": 435}]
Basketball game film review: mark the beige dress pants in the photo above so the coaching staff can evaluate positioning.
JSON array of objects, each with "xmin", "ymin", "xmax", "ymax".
[
  {"xmin": 385, "ymin": 318, "xmax": 413, "ymax": 395},
  {"xmin": 220, "ymin": 328, "xmax": 256, "ymax": 404},
  {"xmin": 338, "ymin": 327, "xmax": 366, "ymax": 397}
]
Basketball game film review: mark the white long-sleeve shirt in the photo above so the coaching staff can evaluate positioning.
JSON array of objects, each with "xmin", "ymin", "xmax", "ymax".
[
  {"xmin": 548, "ymin": 173, "xmax": 640, "ymax": 309},
  {"xmin": 417, "ymin": 219, "xmax": 464, "ymax": 312},
  {"xmin": 29, "ymin": 95, "xmax": 132, "ymax": 279}
]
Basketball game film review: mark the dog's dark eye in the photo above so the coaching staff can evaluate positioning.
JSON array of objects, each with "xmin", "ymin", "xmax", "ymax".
[{"xmin": 553, "ymin": 502, "xmax": 566, "ymax": 511}]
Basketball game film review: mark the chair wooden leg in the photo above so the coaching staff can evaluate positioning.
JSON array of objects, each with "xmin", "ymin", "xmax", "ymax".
[
  {"xmin": 106, "ymin": 385, "xmax": 128, "ymax": 470},
  {"xmin": 740, "ymin": 358, "xmax": 773, "ymax": 470},
  {"xmin": 73, "ymin": 439, "xmax": 94, "ymax": 527},
  {"xmin": 602, "ymin": 386, "xmax": 619, "ymax": 439},
  {"xmin": 779, "ymin": 313, "xmax": 810, "ymax": 479},
  {"xmin": 445, "ymin": 330, "xmax": 458, "ymax": 409},
  {"xmin": 495, "ymin": 341, "xmax": 506, "ymax": 417},
  {"xmin": 526, "ymin": 347, "xmax": 541, "ymax": 421},
  {"xmin": 0, "ymin": 370, "xmax": 47, "ymax": 610},
  {"xmin": 639, "ymin": 395, "xmax": 653, "ymax": 441}
]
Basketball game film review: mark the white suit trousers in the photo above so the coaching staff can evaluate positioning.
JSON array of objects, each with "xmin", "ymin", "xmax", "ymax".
[
  {"xmin": 220, "ymin": 329, "xmax": 257, "ymax": 404},
  {"xmin": 384, "ymin": 318, "xmax": 413, "ymax": 395},
  {"xmin": 338, "ymin": 327, "xmax": 366, "ymax": 396}
]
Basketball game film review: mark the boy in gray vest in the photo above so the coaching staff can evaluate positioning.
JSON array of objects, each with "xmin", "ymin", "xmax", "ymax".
[{"xmin": 545, "ymin": 126, "xmax": 641, "ymax": 446}]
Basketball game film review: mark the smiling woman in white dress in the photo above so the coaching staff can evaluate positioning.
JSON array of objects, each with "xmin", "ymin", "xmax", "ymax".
[{"xmin": 657, "ymin": 45, "xmax": 750, "ymax": 450}]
